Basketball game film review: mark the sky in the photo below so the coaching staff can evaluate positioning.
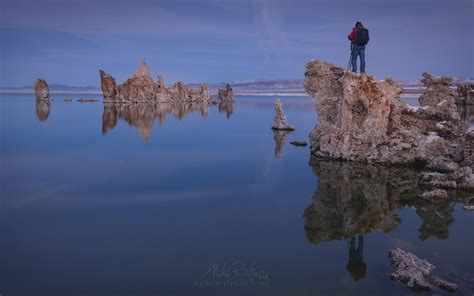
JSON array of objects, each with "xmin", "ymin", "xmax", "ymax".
[{"xmin": 0, "ymin": 0, "xmax": 473, "ymax": 86}]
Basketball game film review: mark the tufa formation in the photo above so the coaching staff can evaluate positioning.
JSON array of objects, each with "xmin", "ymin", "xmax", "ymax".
[{"xmin": 100, "ymin": 60, "xmax": 233, "ymax": 103}]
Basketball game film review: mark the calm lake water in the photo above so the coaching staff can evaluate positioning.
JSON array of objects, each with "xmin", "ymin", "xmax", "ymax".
[{"xmin": 1, "ymin": 94, "xmax": 473, "ymax": 296}]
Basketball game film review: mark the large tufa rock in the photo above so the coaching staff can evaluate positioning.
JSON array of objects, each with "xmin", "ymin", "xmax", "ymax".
[
  {"xmin": 99, "ymin": 60, "xmax": 212, "ymax": 103},
  {"xmin": 304, "ymin": 60, "xmax": 468, "ymax": 166},
  {"xmin": 34, "ymin": 79, "xmax": 50, "ymax": 101},
  {"xmin": 271, "ymin": 98, "xmax": 294, "ymax": 130},
  {"xmin": 388, "ymin": 248, "xmax": 457, "ymax": 291}
]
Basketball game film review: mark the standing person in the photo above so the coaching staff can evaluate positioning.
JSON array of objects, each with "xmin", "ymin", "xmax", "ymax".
[{"xmin": 348, "ymin": 21, "xmax": 369, "ymax": 73}]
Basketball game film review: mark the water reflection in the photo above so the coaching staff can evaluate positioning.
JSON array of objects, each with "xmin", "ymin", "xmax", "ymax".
[
  {"xmin": 346, "ymin": 235, "xmax": 366, "ymax": 281},
  {"xmin": 35, "ymin": 101, "xmax": 51, "ymax": 122},
  {"xmin": 303, "ymin": 158, "xmax": 466, "ymax": 245},
  {"xmin": 102, "ymin": 102, "xmax": 234, "ymax": 142},
  {"xmin": 217, "ymin": 101, "xmax": 234, "ymax": 119},
  {"xmin": 272, "ymin": 130, "xmax": 293, "ymax": 159},
  {"xmin": 303, "ymin": 159, "xmax": 472, "ymax": 282}
]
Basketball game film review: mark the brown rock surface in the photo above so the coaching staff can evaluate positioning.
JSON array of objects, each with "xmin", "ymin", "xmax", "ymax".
[
  {"xmin": 34, "ymin": 79, "xmax": 50, "ymax": 101},
  {"xmin": 99, "ymin": 60, "xmax": 215, "ymax": 103},
  {"xmin": 217, "ymin": 84, "xmax": 234, "ymax": 102},
  {"xmin": 304, "ymin": 60, "xmax": 469, "ymax": 167}
]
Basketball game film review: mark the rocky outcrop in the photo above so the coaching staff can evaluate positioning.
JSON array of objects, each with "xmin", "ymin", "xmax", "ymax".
[
  {"xmin": 388, "ymin": 248, "xmax": 457, "ymax": 291},
  {"xmin": 77, "ymin": 98, "xmax": 99, "ymax": 102},
  {"xmin": 99, "ymin": 60, "xmax": 220, "ymax": 104},
  {"xmin": 34, "ymin": 79, "xmax": 50, "ymax": 101},
  {"xmin": 456, "ymin": 83, "xmax": 474, "ymax": 105},
  {"xmin": 100, "ymin": 70, "xmax": 119, "ymax": 103},
  {"xmin": 419, "ymin": 73, "xmax": 457, "ymax": 112},
  {"xmin": 216, "ymin": 84, "xmax": 234, "ymax": 102},
  {"xmin": 304, "ymin": 60, "xmax": 472, "ymax": 189},
  {"xmin": 290, "ymin": 140, "xmax": 308, "ymax": 147},
  {"xmin": 271, "ymin": 99, "xmax": 294, "ymax": 130}
]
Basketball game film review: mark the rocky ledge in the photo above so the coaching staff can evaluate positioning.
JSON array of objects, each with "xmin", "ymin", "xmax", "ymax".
[
  {"xmin": 100, "ymin": 60, "xmax": 234, "ymax": 104},
  {"xmin": 389, "ymin": 248, "xmax": 457, "ymax": 291},
  {"xmin": 304, "ymin": 60, "xmax": 473, "ymax": 191}
]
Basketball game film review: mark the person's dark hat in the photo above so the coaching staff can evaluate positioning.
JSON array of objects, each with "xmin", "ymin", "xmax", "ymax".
[{"xmin": 355, "ymin": 21, "xmax": 362, "ymax": 27}]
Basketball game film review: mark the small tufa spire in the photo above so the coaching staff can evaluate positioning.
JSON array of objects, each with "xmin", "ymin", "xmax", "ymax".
[{"xmin": 135, "ymin": 59, "xmax": 153, "ymax": 78}]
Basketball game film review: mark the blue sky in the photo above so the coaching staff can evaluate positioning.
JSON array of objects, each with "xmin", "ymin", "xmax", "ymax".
[{"xmin": 0, "ymin": 0, "xmax": 472, "ymax": 86}]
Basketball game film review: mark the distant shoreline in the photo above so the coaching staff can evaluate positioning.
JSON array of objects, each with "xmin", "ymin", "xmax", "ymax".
[{"xmin": 0, "ymin": 90, "xmax": 423, "ymax": 97}]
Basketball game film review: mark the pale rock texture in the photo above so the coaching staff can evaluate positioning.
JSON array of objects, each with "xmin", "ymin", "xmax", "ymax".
[
  {"xmin": 388, "ymin": 248, "xmax": 457, "ymax": 291},
  {"xmin": 420, "ymin": 189, "xmax": 448, "ymax": 202},
  {"xmin": 99, "ymin": 60, "xmax": 218, "ymax": 103},
  {"xmin": 271, "ymin": 99, "xmax": 294, "ymax": 130},
  {"xmin": 34, "ymin": 79, "xmax": 50, "ymax": 101},
  {"xmin": 419, "ymin": 73, "xmax": 455, "ymax": 106},
  {"xmin": 304, "ymin": 60, "xmax": 470, "ymax": 169}
]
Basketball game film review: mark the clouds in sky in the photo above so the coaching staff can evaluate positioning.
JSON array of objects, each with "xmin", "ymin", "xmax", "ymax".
[{"xmin": 0, "ymin": 0, "xmax": 472, "ymax": 86}]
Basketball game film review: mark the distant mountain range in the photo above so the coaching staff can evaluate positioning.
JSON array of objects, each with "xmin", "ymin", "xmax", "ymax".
[{"xmin": 1, "ymin": 77, "xmax": 472, "ymax": 95}]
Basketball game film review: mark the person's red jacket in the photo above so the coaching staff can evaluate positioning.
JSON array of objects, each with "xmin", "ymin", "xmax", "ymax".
[{"xmin": 348, "ymin": 25, "xmax": 363, "ymax": 43}]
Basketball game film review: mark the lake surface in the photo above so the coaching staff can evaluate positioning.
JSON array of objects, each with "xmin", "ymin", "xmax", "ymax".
[{"xmin": 1, "ymin": 94, "xmax": 473, "ymax": 296}]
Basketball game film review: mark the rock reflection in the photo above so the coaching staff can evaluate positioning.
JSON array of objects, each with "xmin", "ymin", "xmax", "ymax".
[
  {"xmin": 102, "ymin": 102, "xmax": 233, "ymax": 142},
  {"xmin": 304, "ymin": 158, "xmax": 464, "ymax": 245},
  {"xmin": 272, "ymin": 130, "xmax": 293, "ymax": 159},
  {"xmin": 416, "ymin": 201, "xmax": 455, "ymax": 240},
  {"xmin": 303, "ymin": 158, "xmax": 470, "ymax": 282},
  {"xmin": 217, "ymin": 101, "xmax": 234, "ymax": 119},
  {"xmin": 35, "ymin": 101, "xmax": 51, "ymax": 122},
  {"xmin": 304, "ymin": 160, "xmax": 411, "ymax": 245}
]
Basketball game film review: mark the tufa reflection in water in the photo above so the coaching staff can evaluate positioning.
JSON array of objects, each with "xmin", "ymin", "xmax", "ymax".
[
  {"xmin": 272, "ymin": 129, "xmax": 293, "ymax": 159},
  {"xmin": 303, "ymin": 158, "xmax": 473, "ymax": 281},
  {"xmin": 35, "ymin": 101, "xmax": 51, "ymax": 122},
  {"xmin": 303, "ymin": 158, "xmax": 471, "ymax": 245},
  {"xmin": 102, "ymin": 101, "xmax": 234, "ymax": 142}
]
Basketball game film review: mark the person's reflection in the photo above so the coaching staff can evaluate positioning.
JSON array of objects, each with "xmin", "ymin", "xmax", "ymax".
[{"xmin": 346, "ymin": 235, "xmax": 367, "ymax": 281}]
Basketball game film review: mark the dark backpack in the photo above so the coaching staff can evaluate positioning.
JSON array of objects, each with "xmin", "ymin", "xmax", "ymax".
[{"xmin": 355, "ymin": 28, "xmax": 369, "ymax": 46}]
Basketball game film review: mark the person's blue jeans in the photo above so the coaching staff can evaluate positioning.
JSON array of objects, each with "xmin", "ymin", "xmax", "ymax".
[{"xmin": 351, "ymin": 44, "xmax": 366, "ymax": 73}]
